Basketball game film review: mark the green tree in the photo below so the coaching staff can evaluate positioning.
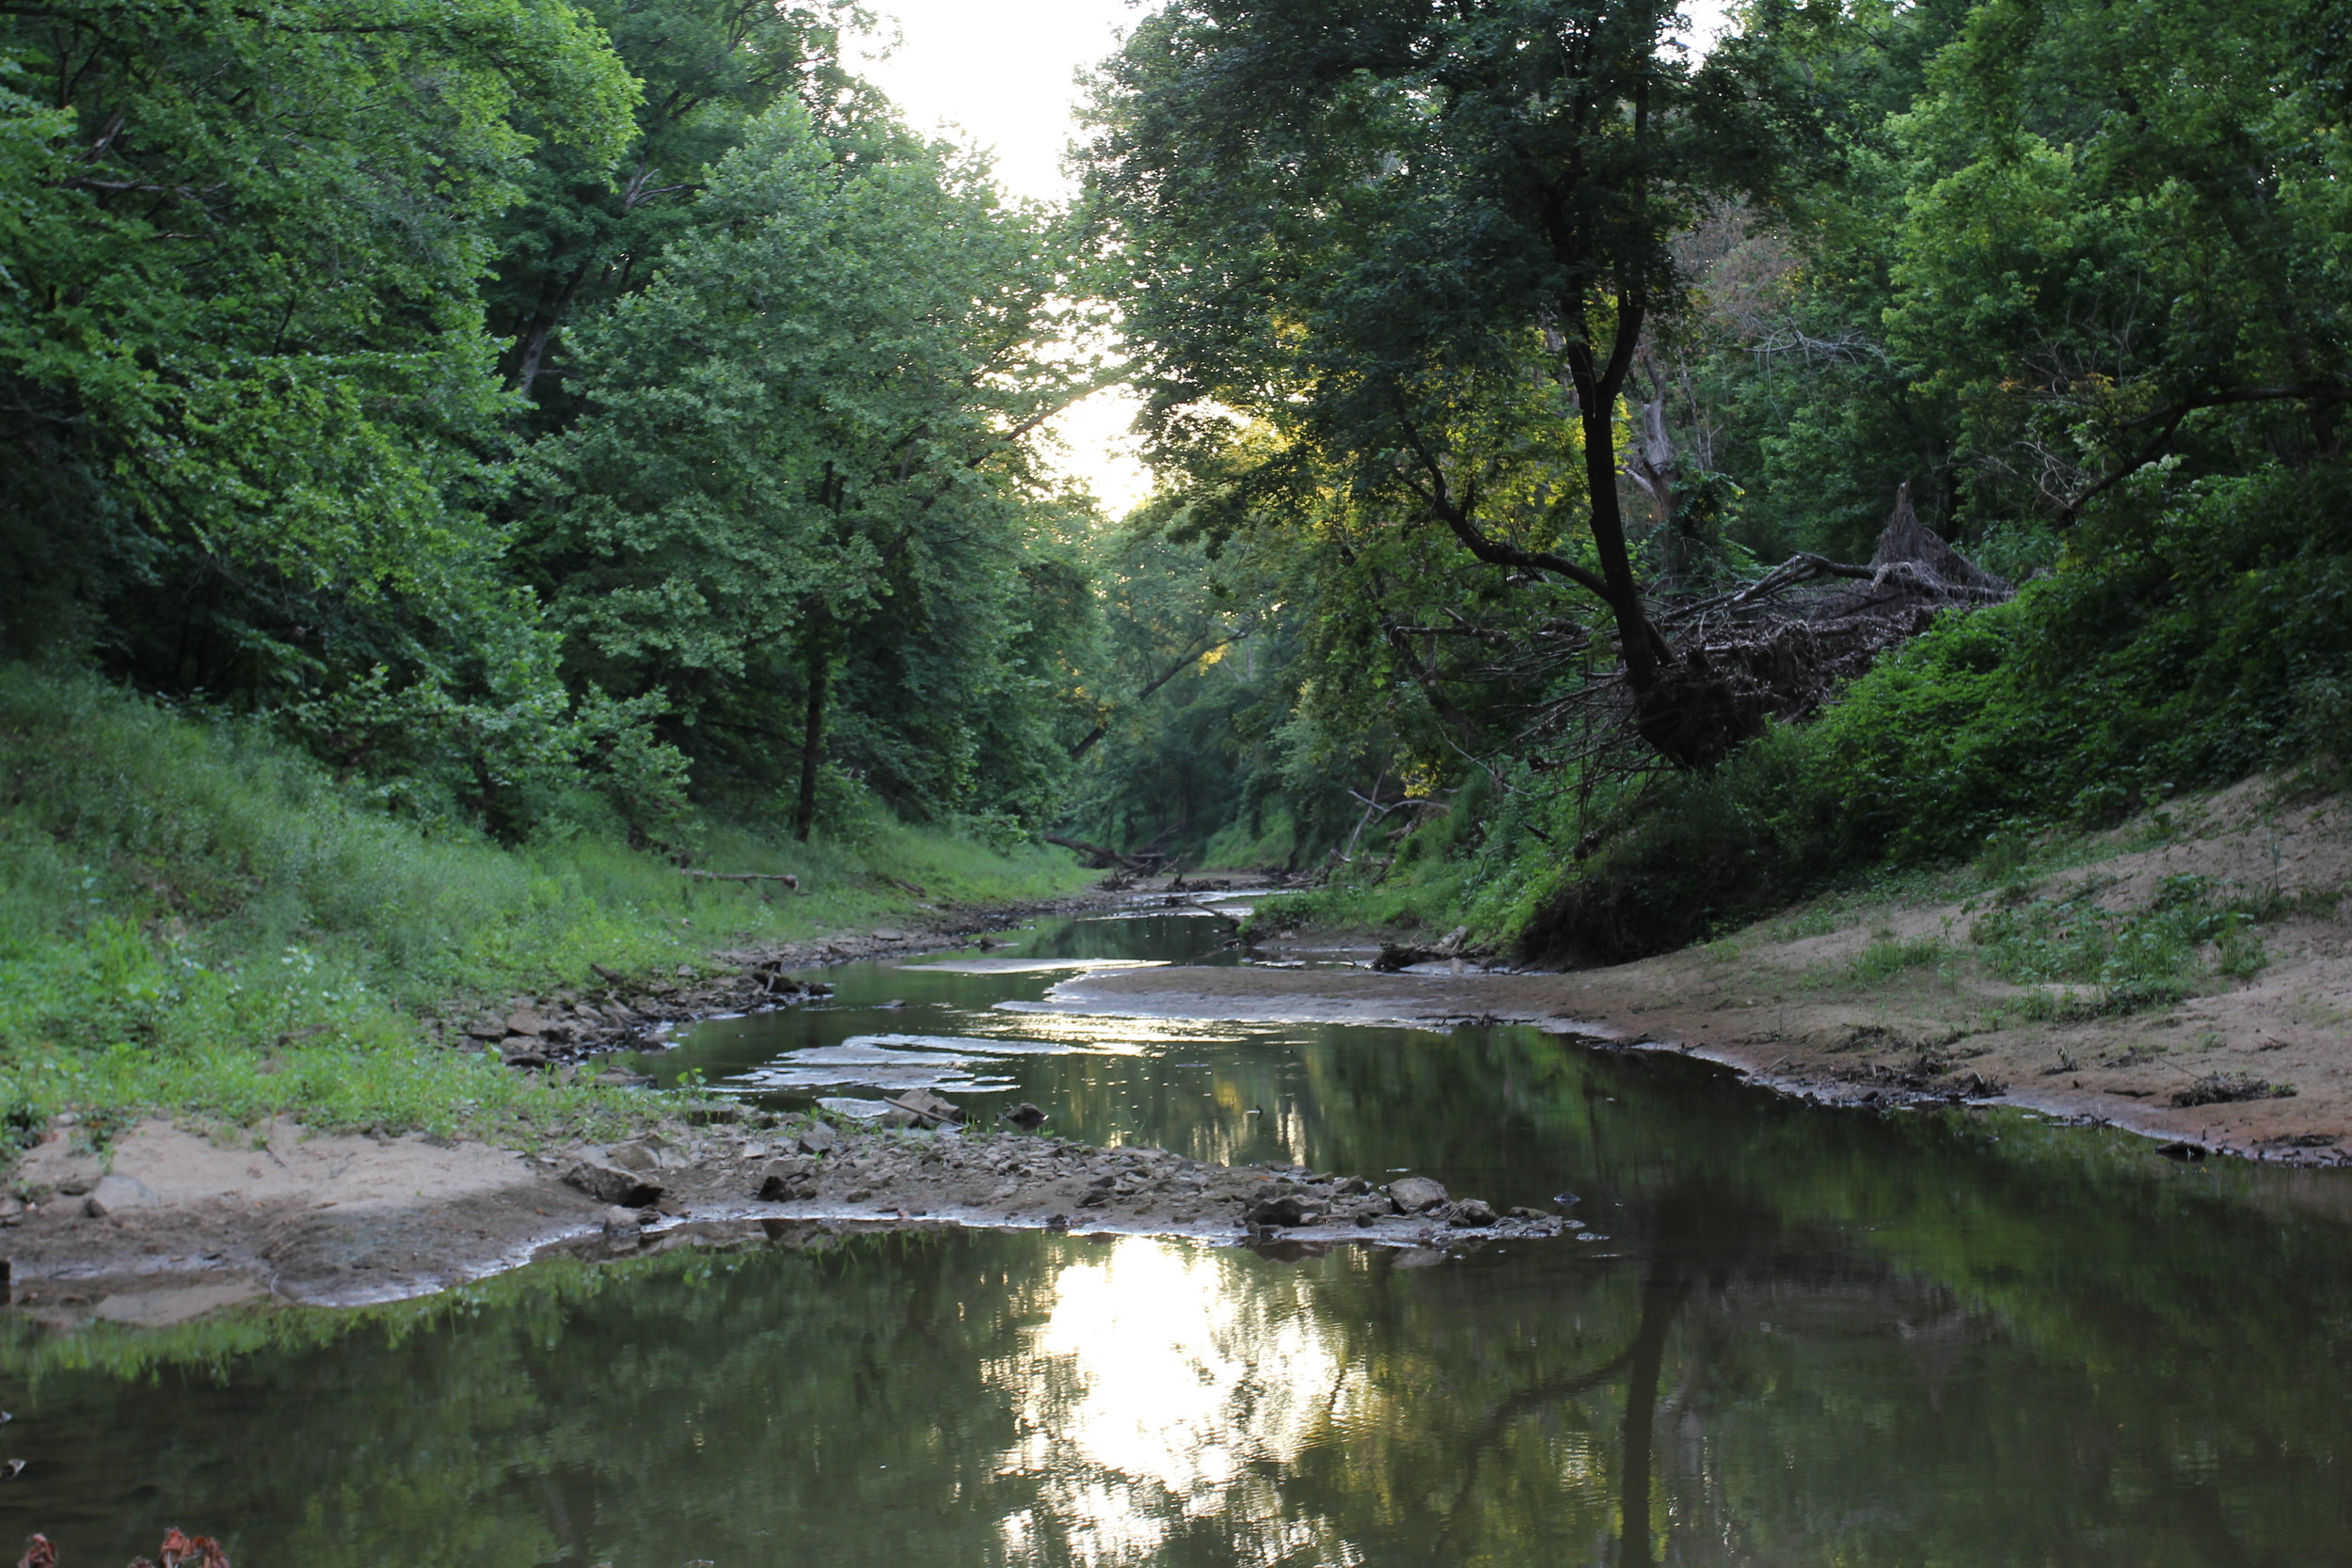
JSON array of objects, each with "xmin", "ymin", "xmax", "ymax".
[
  {"xmin": 1083, "ymin": 0, "xmax": 1825, "ymax": 767},
  {"xmin": 525, "ymin": 103, "xmax": 1107, "ymax": 836},
  {"xmin": 485, "ymin": 0, "xmax": 884, "ymax": 422},
  {"xmin": 1883, "ymin": 0, "xmax": 2351, "ymax": 527},
  {"xmin": 0, "ymin": 0, "xmax": 713, "ymax": 840},
  {"xmin": 0, "ymin": 0, "xmax": 635, "ymax": 679}
]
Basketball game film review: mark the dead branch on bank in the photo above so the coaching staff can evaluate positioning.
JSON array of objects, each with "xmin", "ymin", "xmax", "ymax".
[
  {"xmin": 1044, "ymin": 833, "xmax": 1176, "ymax": 875},
  {"xmin": 678, "ymin": 868, "xmax": 802, "ymax": 889}
]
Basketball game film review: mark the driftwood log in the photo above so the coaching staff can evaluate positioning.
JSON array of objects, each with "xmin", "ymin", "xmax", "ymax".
[{"xmin": 678, "ymin": 868, "xmax": 801, "ymax": 890}]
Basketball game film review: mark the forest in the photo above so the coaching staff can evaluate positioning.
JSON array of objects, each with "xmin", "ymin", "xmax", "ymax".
[
  {"xmin": 2, "ymin": 0, "xmax": 2349, "ymax": 1122},
  {"xmin": 1073, "ymin": 0, "xmax": 2352, "ymax": 957}
]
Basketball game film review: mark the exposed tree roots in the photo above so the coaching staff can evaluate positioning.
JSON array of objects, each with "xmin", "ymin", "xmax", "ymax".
[{"xmin": 1599, "ymin": 484, "xmax": 2012, "ymax": 771}]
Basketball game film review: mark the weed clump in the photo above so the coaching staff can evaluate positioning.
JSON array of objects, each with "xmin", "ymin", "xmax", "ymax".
[
  {"xmin": 1847, "ymin": 935, "xmax": 1949, "ymax": 984},
  {"xmin": 1967, "ymin": 874, "xmax": 2266, "ymax": 1009}
]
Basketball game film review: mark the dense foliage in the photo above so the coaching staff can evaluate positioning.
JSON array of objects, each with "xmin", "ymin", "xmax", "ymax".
[
  {"xmin": 5, "ymin": 0, "xmax": 2349, "ymax": 974},
  {"xmin": 0, "ymin": 0, "xmax": 1104, "ymax": 847},
  {"xmin": 0, "ymin": 0, "xmax": 1116, "ymax": 1129},
  {"xmin": 1073, "ymin": 0, "xmax": 2352, "ymax": 954}
]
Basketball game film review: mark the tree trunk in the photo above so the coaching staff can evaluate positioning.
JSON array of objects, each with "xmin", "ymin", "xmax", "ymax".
[
  {"xmin": 1576, "ymin": 331, "xmax": 1772, "ymax": 770},
  {"xmin": 793, "ymin": 625, "xmax": 829, "ymax": 842},
  {"xmin": 1613, "ymin": 1232, "xmax": 1690, "ymax": 1567},
  {"xmin": 509, "ymin": 259, "xmax": 591, "ymax": 400},
  {"xmin": 1629, "ymin": 393, "xmax": 1681, "ymax": 581},
  {"xmin": 1566, "ymin": 326, "xmax": 1675, "ymax": 717}
]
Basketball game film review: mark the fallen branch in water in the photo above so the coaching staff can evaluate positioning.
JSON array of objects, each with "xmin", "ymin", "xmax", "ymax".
[{"xmin": 678, "ymin": 869, "xmax": 801, "ymax": 890}]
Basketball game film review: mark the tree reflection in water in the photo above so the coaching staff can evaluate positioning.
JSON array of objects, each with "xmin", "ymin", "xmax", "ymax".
[{"xmin": 6, "ymin": 922, "xmax": 2352, "ymax": 1563}]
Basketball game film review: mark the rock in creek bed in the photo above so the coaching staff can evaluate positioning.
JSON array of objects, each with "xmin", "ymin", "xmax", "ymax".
[
  {"xmin": 563, "ymin": 1161, "xmax": 663, "ymax": 1208},
  {"xmin": 754, "ymin": 1156, "xmax": 821, "ymax": 1201},
  {"xmin": 605, "ymin": 1111, "xmax": 1582, "ymax": 1249},
  {"xmin": 1243, "ymin": 1193, "xmax": 1325, "ymax": 1227},
  {"xmin": 1388, "ymin": 1176, "xmax": 1450, "ymax": 1214}
]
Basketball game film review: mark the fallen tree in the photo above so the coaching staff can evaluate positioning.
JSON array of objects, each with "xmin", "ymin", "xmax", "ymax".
[
  {"xmin": 1044, "ymin": 833, "xmax": 1153, "ymax": 871},
  {"xmin": 678, "ymin": 868, "xmax": 801, "ymax": 889},
  {"xmin": 1479, "ymin": 484, "xmax": 2012, "ymax": 776},
  {"xmin": 1630, "ymin": 483, "xmax": 2013, "ymax": 765}
]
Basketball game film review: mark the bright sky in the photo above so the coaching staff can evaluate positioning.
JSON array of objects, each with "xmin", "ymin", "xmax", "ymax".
[
  {"xmin": 852, "ymin": 2, "xmax": 1739, "ymax": 517},
  {"xmin": 851, "ymin": 0, "xmax": 1154, "ymax": 515}
]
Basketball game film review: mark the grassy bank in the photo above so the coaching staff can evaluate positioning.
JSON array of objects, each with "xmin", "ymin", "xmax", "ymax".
[{"xmin": 0, "ymin": 666, "xmax": 1091, "ymax": 1147}]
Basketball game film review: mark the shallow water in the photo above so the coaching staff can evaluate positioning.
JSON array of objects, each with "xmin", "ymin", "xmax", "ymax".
[{"xmin": 8, "ymin": 906, "xmax": 2352, "ymax": 1565}]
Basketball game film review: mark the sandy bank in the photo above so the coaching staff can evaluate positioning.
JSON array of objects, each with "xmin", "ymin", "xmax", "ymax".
[{"xmin": 1054, "ymin": 779, "xmax": 2352, "ymax": 1164}]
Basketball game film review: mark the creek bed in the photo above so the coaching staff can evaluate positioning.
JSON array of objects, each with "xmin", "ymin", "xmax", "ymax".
[{"xmin": 6, "ymin": 902, "xmax": 2351, "ymax": 1565}]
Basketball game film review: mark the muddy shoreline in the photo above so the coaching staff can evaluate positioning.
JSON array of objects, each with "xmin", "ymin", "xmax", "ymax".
[
  {"xmin": 1057, "ymin": 946, "xmax": 2352, "ymax": 1170},
  {"xmin": 0, "ymin": 883, "xmax": 1575, "ymax": 1322},
  {"xmin": 17, "ymin": 800, "xmax": 2351, "ymax": 1325}
]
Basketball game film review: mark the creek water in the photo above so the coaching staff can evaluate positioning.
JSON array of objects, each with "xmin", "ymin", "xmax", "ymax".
[{"xmin": 8, "ymin": 905, "xmax": 2352, "ymax": 1565}]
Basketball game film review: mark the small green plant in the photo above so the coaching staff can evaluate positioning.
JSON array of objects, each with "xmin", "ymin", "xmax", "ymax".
[
  {"xmin": 1848, "ymin": 935, "xmax": 1950, "ymax": 984},
  {"xmin": 948, "ymin": 809, "xmax": 1034, "ymax": 856},
  {"xmin": 2214, "ymin": 915, "xmax": 2268, "ymax": 979},
  {"xmin": 1972, "ymin": 824, "xmax": 2044, "ymax": 887},
  {"xmin": 1968, "ymin": 873, "xmax": 2266, "ymax": 1008},
  {"xmin": 1773, "ymin": 906, "xmax": 1839, "ymax": 941}
]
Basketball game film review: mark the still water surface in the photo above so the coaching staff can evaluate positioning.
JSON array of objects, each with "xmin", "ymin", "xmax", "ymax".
[{"xmin": 8, "ymin": 907, "xmax": 2352, "ymax": 1565}]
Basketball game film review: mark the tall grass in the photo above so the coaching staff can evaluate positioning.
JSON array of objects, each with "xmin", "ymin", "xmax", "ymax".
[{"xmin": 0, "ymin": 665, "xmax": 1089, "ymax": 1141}]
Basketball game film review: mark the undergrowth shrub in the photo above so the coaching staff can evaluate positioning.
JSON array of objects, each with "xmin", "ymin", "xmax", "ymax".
[
  {"xmin": 1848, "ymin": 935, "xmax": 1950, "ymax": 984},
  {"xmin": 0, "ymin": 664, "xmax": 1086, "ymax": 1139},
  {"xmin": 1520, "ymin": 463, "xmax": 2352, "ymax": 959}
]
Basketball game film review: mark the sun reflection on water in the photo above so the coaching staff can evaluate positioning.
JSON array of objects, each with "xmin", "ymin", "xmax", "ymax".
[
  {"xmin": 991, "ymin": 1237, "xmax": 1367, "ymax": 1565},
  {"xmin": 979, "ymin": 1008, "xmax": 1266, "ymax": 1053}
]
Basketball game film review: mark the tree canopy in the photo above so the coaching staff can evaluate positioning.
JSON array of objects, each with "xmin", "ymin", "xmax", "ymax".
[
  {"xmin": 1084, "ymin": 0, "xmax": 1836, "ymax": 765},
  {"xmin": 5, "ymin": 0, "xmax": 2349, "ymax": 920},
  {"xmin": 0, "ymin": 0, "xmax": 1106, "ymax": 847},
  {"xmin": 1067, "ymin": 0, "xmax": 2352, "ymax": 924}
]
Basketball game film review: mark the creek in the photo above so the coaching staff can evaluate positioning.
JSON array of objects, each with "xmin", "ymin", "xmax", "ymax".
[{"xmin": 6, "ymin": 902, "xmax": 2352, "ymax": 1565}]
